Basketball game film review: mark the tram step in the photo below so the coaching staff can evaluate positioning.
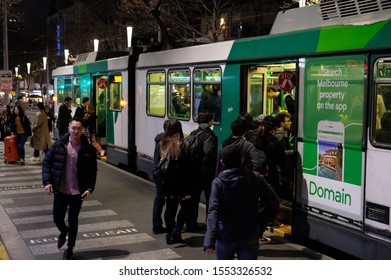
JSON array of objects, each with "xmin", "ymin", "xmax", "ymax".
[{"xmin": 268, "ymin": 224, "xmax": 292, "ymax": 238}]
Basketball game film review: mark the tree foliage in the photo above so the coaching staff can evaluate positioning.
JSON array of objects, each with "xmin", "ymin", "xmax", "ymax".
[{"xmin": 60, "ymin": 0, "xmax": 310, "ymax": 54}]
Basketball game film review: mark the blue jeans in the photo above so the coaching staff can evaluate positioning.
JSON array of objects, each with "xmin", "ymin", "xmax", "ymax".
[
  {"xmin": 216, "ymin": 236, "xmax": 259, "ymax": 260},
  {"xmin": 152, "ymin": 184, "xmax": 165, "ymax": 231},
  {"xmin": 15, "ymin": 133, "xmax": 28, "ymax": 160}
]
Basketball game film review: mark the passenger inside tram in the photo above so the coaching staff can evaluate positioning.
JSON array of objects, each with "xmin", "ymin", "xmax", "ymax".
[
  {"xmin": 172, "ymin": 85, "xmax": 190, "ymax": 117},
  {"xmin": 376, "ymin": 110, "xmax": 391, "ymax": 143}
]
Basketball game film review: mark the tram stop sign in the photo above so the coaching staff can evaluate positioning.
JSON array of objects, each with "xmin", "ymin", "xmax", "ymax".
[
  {"xmin": 278, "ymin": 70, "xmax": 296, "ymax": 92},
  {"xmin": 97, "ymin": 78, "xmax": 107, "ymax": 89}
]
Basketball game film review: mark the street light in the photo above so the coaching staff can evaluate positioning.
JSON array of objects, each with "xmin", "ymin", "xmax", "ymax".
[
  {"xmin": 127, "ymin": 26, "xmax": 133, "ymax": 54},
  {"xmin": 43, "ymin": 57, "xmax": 47, "ymax": 104},
  {"xmin": 15, "ymin": 66, "xmax": 19, "ymax": 95},
  {"xmin": 43, "ymin": 57, "xmax": 47, "ymax": 70},
  {"xmin": 64, "ymin": 49, "xmax": 69, "ymax": 65},
  {"xmin": 26, "ymin": 62, "xmax": 31, "ymax": 95},
  {"xmin": 94, "ymin": 39, "xmax": 99, "ymax": 52}
]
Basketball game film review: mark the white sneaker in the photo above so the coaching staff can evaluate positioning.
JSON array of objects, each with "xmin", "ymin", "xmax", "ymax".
[
  {"xmin": 30, "ymin": 157, "xmax": 40, "ymax": 162},
  {"xmin": 259, "ymin": 235, "xmax": 271, "ymax": 245}
]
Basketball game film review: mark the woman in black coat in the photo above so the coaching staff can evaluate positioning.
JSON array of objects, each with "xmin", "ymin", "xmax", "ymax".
[{"xmin": 157, "ymin": 119, "xmax": 191, "ymax": 244}]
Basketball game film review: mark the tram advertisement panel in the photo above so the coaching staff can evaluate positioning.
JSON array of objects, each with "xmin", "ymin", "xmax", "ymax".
[{"xmin": 301, "ymin": 55, "xmax": 365, "ymax": 222}]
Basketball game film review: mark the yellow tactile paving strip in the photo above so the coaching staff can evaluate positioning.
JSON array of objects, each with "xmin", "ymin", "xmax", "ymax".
[{"xmin": 0, "ymin": 241, "xmax": 10, "ymax": 260}]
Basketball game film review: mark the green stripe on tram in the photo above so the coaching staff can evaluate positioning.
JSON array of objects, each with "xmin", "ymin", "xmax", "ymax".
[
  {"xmin": 74, "ymin": 60, "xmax": 109, "ymax": 74},
  {"xmin": 228, "ymin": 18, "xmax": 391, "ymax": 61},
  {"xmin": 317, "ymin": 21, "xmax": 387, "ymax": 52}
]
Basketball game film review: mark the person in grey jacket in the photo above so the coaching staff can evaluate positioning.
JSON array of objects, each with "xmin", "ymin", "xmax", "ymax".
[
  {"xmin": 204, "ymin": 145, "xmax": 279, "ymax": 260},
  {"xmin": 42, "ymin": 117, "xmax": 97, "ymax": 260}
]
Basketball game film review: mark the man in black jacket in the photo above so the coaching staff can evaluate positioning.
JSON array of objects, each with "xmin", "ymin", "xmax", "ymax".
[
  {"xmin": 43, "ymin": 117, "xmax": 98, "ymax": 260},
  {"xmin": 74, "ymin": 97, "xmax": 90, "ymax": 119},
  {"xmin": 56, "ymin": 97, "xmax": 73, "ymax": 137},
  {"xmin": 185, "ymin": 112, "xmax": 217, "ymax": 231}
]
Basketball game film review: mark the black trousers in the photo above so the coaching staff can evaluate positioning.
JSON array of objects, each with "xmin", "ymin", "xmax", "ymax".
[{"xmin": 53, "ymin": 192, "xmax": 83, "ymax": 248}]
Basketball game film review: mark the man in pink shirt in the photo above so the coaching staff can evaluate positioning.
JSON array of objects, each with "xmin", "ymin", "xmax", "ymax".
[{"xmin": 43, "ymin": 117, "xmax": 97, "ymax": 260}]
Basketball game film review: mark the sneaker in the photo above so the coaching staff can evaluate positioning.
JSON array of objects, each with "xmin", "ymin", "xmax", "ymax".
[
  {"xmin": 259, "ymin": 235, "xmax": 271, "ymax": 245},
  {"xmin": 30, "ymin": 157, "xmax": 40, "ymax": 162},
  {"xmin": 19, "ymin": 159, "xmax": 25, "ymax": 165}
]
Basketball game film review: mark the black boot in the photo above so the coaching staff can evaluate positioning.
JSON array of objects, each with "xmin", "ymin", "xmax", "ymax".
[
  {"xmin": 170, "ymin": 227, "xmax": 184, "ymax": 244},
  {"xmin": 166, "ymin": 231, "xmax": 174, "ymax": 245},
  {"xmin": 65, "ymin": 247, "xmax": 74, "ymax": 260}
]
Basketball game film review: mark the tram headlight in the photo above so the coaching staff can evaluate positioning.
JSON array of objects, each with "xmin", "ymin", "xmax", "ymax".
[{"xmin": 120, "ymin": 98, "xmax": 126, "ymax": 108}]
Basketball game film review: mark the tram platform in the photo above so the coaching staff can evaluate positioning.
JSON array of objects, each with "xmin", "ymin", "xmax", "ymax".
[{"xmin": 0, "ymin": 138, "xmax": 334, "ymax": 260}]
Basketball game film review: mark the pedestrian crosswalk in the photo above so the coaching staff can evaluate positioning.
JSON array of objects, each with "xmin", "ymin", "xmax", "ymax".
[{"xmin": 0, "ymin": 142, "xmax": 180, "ymax": 260}]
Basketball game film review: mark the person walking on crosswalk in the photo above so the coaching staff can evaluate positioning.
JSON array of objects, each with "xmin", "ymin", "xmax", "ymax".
[{"xmin": 42, "ymin": 117, "xmax": 98, "ymax": 260}]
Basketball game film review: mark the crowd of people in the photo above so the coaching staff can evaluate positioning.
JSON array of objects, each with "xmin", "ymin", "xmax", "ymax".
[
  {"xmin": 152, "ymin": 109, "xmax": 295, "ymax": 260},
  {"xmin": 2, "ymin": 94, "xmax": 294, "ymax": 260},
  {"xmin": 0, "ymin": 95, "xmax": 106, "ymax": 165}
]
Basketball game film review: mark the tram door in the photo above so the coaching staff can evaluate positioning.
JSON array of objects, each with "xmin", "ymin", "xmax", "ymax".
[
  {"xmin": 365, "ymin": 57, "xmax": 391, "ymax": 235},
  {"xmin": 93, "ymin": 75, "xmax": 108, "ymax": 141},
  {"xmin": 244, "ymin": 62, "xmax": 298, "ymax": 234}
]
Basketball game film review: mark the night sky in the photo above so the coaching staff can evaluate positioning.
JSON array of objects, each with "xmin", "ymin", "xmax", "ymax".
[{"xmin": 2, "ymin": 0, "xmax": 49, "ymax": 70}]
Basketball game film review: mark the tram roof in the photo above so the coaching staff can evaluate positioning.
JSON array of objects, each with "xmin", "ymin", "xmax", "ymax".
[
  {"xmin": 228, "ymin": 16, "xmax": 391, "ymax": 62},
  {"xmin": 137, "ymin": 40, "xmax": 235, "ymax": 69},
  {"xmin": 270, "ymin": 1, "xmax": 391, "ymax": 35}
]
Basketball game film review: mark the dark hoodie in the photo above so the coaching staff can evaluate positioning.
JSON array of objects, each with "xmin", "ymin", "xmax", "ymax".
[{"xmin": 204, "ymin": 166, "xmax": 279, "ymax": 248}]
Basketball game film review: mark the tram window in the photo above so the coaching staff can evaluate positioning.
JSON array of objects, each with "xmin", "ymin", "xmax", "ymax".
[
  {"xmin": 248, "ymin": 68, "xmax": 265, "ymax": 118},
  {"xmin": 57, "ymin": 77, "xmax": 72, "ymax": 104},
  {"xmin": 79, "ymin": 74, "xmax": 92, "ymax": 105},
  {"xmin": 168, "ymin": 69, "xmax": 190, "ymax": 120},
  {"xmin": 374, "ymin": 84, "xmax": 391, "ymax": 145},
  {"xmin": 72, "ymin": 76, "xmax": 81, "ymax": 105},
  {"xmin": 147, "ymin": 71, "xmax": 166, "ymax": 117},
  {"xmin": 373, "ymin": 59, "xmax": 391, "ymax": 145},
  {"xmin": 109, "ymin": 75, "xmax": 122, "ymax": 111},
  {"xmin": 193, "ymin": 68, "xmax": 221, "ymax": 123}
]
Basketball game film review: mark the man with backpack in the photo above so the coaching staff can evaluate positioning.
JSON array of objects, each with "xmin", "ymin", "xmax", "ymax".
[{"xmin": 185, "ymin": 112, "xmax": 217, "ymax": 232}]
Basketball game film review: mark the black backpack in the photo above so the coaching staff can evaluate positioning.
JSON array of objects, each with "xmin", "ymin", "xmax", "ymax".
[
  {"xmin": 185, "ymin": 129, "xmax": 204, "ymax": 168},
  {"xmin": 153, "ymin": 155, "xmax": 175, "ymax": 186}
]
